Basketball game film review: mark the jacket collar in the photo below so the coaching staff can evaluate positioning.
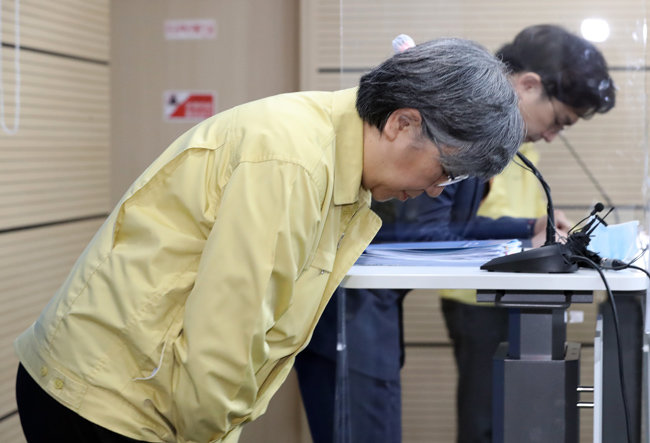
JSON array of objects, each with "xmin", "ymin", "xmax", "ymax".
[{"xmin": 331, "ymin": 88, "xmax": 367, "ymax": 206}]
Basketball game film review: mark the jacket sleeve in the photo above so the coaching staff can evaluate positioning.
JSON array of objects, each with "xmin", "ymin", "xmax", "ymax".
[
  {"xmin": 391, "ymin": 183, "xmax": 473, "ymax": 242},
  {"xmin": 468, "ymin": 215, "xmax": 536, "ymax": 240},
  {"xmin": 171, "ymin": 160, "xmax": 323, "ymax": 442},
  {"xmin": 386, "ymin": 179, "xmax": 536, "ymax": 243}
]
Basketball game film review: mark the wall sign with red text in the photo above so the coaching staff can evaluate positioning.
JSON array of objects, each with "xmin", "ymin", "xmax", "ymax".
[{"xmin": 164, "ymin": 19, "xmax": 217, "ymax": 40}]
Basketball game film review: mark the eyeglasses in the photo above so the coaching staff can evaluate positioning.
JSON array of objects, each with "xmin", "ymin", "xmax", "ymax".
[
  {"xmin": 549, "ymin": 99, "xmax": 564, "ymax": 132},
  {"xmin": 437, "ymin": 169, "xmax": 469, "ymax": 187},
  {"xmin": 548, "ymin": 98, "xmax": 580, "ymax": 133}
]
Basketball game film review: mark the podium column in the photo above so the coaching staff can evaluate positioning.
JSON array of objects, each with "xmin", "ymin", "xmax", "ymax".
[{"xmin": 478, "ymin": 289, "xmax": 592, "ymax": 443}]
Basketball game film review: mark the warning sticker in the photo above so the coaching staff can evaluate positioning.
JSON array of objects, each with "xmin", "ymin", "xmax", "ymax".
[{"xmin": 164, "ymin": 91, "xmax": 217, "ymax": 122}]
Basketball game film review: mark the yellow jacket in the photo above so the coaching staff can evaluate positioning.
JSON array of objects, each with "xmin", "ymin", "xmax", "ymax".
[
  {"xmin": 15, "ymin": 88, "xmax": 380, "ymax": 442},
  {"xmin": 440, "ymin": 143, "xmax": 545, "ymax": 304},
  {"xmin": 477, "ymin": 143, "xmax": 546, "ymax": 220}
]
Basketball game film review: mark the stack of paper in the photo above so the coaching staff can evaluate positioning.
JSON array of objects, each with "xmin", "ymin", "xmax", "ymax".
[{"xmin": 355, "ymin": 239, "xmax": 522, "ymax": 266}]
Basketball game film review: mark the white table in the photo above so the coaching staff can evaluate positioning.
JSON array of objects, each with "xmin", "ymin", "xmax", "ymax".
[
  {"xmin": 341, "ymin": 264, "xmax": 648, "ymax": 443},
  {"xmin": 342, "ymin": 265, "xmax": 647, "ymax": 292}
]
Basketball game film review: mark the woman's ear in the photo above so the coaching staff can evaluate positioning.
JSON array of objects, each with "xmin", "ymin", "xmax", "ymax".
[
  {"xmin": 514, "ymin": 71, "xmax": 544, "ymax": 93},
  {"xmin": 384, "ymin": 108, "xmax": 422, "ymax": 140}
]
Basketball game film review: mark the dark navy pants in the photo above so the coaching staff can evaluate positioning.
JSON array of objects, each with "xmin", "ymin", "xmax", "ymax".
[{"xmin": 295, "ymin": 349, "xmax": 402, "ymax": 443}]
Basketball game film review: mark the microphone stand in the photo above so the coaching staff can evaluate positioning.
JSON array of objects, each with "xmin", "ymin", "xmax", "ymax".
[
  {"xmin": 515, "ymin": 152, "xmax": 556, "ymax": 246},
  {"xmin": 481, "ymin": 152, "xmax": 578, "ymax": 273}
]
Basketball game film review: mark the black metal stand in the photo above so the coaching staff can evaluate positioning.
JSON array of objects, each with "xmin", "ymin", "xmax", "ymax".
[
  {"xmin": 477, "ymin": 289, "xmax": 593, "ymax": 443},
  {"xmin": 600, "ymin": 290, "xmax": 644, "ymax": 443}
]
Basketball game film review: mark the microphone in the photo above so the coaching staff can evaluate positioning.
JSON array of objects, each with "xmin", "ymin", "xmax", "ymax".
[
  {"xmin": 481, "ymin": 152, "xmax": 578, "ymax": 273},
  {"xmin": 563, "ymin": 202, "xmax": 608, "ymax": 265},
  {"xmin": 591, "ymin": 202, "xmax": 605, "ymax": 215},
  {"xmin": 481, "ymin": 151, "xmax": 614, "ymax": 273}
]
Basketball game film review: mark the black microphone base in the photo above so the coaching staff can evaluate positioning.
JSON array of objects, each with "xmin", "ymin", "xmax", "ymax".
[{"xmin": 481, "ymin": 243, "xmax": 578, "ymax": 273}]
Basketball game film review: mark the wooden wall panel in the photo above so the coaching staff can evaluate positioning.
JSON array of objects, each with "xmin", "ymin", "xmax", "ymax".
[
  {"xmin": 0, "ymin": 414, "xmax": 26, "ymax": 443},
  {"xmin": 0, "ymin": 50, "xmax": 109, "ymax": 230},
  {"xmin": 0, "ymin": 0, "xmax": 110, "ymax": 232},
  {"xmin": 0, "ymin": 1, "xmax": 110, "ymax": 440},
  {"xmin": 110, "ymin": 0, "xmax": 299, "ymax": 203},
  {"xmin": 401, "ymin": 346, "xmax": 457, "ymax": 442},
  {"xmin": 303, "ymin": 0, "xmax": 647, "ymax": 70},
  {"xmin": 1, "ymin": 0, "xmax": 109, "ymax": 61},
  {"xmin": 403, "ymin": 289, "xmax": 451, "ymax": 344}
]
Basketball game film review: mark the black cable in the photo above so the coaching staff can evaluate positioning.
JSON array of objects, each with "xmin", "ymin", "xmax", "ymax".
[
  {"xmin": 568, "ymin": 204, "xmax": 609, "ymax": 236},
  {"xmin": 569, "ymin": 254, "xmax": 632, "ymax": 443},
  {"xmin": 627, "ymin": 264, "xmax": 650, "ymax": 278},
  {"xmin": 600, "ymin": 247, "xmax": 648, "ymax": 271},
  {"xmin": 568, "ymin": 213, "xmax": 594, "ymax": 235}
]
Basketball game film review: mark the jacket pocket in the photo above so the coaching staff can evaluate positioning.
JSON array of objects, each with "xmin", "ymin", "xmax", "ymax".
[{"xmin": 309, "ymin": 247, "xmax": 335, "ymax": 275}]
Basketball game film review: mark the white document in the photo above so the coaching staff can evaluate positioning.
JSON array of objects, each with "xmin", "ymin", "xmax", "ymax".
[{"xmin": 356, "ymin": 239, "xmax": 523, "ymax": 266}]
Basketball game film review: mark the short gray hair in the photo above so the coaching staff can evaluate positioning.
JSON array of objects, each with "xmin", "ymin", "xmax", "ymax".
[{"xmin": 356, "ymin": 38, "xmax": 524, "ymax": 180}]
